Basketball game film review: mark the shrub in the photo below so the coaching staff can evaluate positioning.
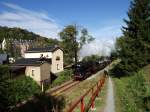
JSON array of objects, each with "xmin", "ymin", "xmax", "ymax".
[
  {"xmin": 8, "ymin": 76, "xmax": 41, "ymax": 105},
  {"xmin": 0, "ymin": 65, "xmax": 10, "ymax": 80},
  {"xmin": 52, "ymin": 69, "xmax": 72, "ymax": 87}
]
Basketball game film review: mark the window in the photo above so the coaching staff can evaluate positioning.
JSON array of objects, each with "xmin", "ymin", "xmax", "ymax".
[
  {"xmin": 32, "ymin": 70, "xmax": 35, "ymax": 76},
  {"xmin": 56, "ymin": 56, "xmax": 60, "ymax": 61},
  {"xmin": 57, "ymin": 64, "xmax": 59, "ymax": 70}
]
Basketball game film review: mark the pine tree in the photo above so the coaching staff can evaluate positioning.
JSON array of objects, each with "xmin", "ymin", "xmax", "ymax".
[{"xmin": 117, "ymin": 0, "xmax": 150, "ymax": 75}]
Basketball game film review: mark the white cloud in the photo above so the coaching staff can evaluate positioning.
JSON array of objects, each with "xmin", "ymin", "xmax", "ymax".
[{"xmin": 0, "ymin": 2, "xmax": 61, "ymax": 38}]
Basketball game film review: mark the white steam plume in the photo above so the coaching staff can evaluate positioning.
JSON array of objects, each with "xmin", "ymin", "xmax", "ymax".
[{"xmin": 79, "ymin": 39, "xmax": 115, "ymax": 58}]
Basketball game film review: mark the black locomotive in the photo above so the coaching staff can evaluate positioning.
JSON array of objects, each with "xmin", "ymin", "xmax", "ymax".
[{"xmin": 73, "ymin": 59, "xmax": 111, "ymax": 80}]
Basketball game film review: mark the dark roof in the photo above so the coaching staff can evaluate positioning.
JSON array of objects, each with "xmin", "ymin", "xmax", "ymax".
[
  {"xmin": 25, "ymin": 45, "xmax": 63, "ymax": 53},
  {"xmin": 12, "ymin": 58, "xmax": 51, "ymax": 66}
]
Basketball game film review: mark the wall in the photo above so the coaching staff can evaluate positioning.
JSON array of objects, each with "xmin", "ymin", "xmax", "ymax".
[
  {"xmin": 51, "ymin": 49, "xmax": 64, "ymax": 73},
  {"xmin": 25, "ymin": 66, "xmax": 41, "ymax": 83},
  {"xmin": 25, "ymin": 63, "xmax": 51, "ymax": 85},
  {"xmin": 40, "ymin": 63, "xmax": 51, "ymax": 82},
  {"xmin": 24, "ymin": 52, "xmax": 52, "ymax": 59}
]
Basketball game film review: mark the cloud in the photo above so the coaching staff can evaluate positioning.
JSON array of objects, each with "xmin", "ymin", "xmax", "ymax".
[{"xmin": 0, "ymin": 2, "xmax": 61, "ymax": 38}]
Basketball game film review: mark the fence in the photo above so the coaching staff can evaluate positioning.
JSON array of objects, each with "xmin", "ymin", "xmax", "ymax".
[{"xmin": 67, "ymin": 74, "xmax": 107, "ymax": 112}]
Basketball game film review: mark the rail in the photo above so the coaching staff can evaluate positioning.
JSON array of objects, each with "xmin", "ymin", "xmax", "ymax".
[{"xmin": 67, "ymin": 74, "xmax": 107, "ymax": 112}]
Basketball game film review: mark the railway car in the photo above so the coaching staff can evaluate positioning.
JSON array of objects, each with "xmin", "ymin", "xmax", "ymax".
[{"xmin": 73, "ymin": 59, "xmax": 111, "ymax": 80}]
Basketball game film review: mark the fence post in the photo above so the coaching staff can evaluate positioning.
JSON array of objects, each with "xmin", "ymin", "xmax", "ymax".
[
  {"xmin": 91, "ymin": 88, "xmax": 94, "ymax": 110},
  {"xmin": 81, "ymin": 98, "xmax": 84, "ymax": 112},
  {"xmin": 96, "ymin": 83, "xmax": 99, "ymax": 97}
]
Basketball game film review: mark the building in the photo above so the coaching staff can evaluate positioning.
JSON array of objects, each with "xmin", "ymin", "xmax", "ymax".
[
  {"xmin": 8, "ymin": 39, "xmax": 34, "ymax": 57},
  {"xmin": 0, "ymin": 38, "xmax": 6, "ymax": 50},
  {"xmin": 0, "ymin": 54, "xmax": 8, "ymax": 64},
  {"xmin": 12, "ymin": 58, "xmax": 51, "ymax": 85},
  {"xmin": 0, "ymin": 38, "xmax": 35, "ymax": 57},
  {"xmin": 24, "ymin": 46, "xmax": 64, "ymax": 73},
  {"xmin": 11, "ymin": 46, "xmax": 64, "ymax": 86}
]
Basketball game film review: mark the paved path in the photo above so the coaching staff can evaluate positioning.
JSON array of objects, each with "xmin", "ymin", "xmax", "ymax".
[{"xmin": 104, "ymin": 77, "xmax": 115, "ymax": 112}]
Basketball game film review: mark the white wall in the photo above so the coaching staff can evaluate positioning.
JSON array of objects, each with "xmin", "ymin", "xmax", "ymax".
[
  {"xmin": 51, "ymin": 49, "xmax": 64, "ymax": 73},
  {"xmin": 25, "ymin": 63, "xmax": 51, "ymax": 85},
  {"xmin": 24, "ymin": 52, "xmax": 52, "ymax": 59},
  {"xmin": 25, "ymin": 66, "xmax": 41, "ymax": 82}
]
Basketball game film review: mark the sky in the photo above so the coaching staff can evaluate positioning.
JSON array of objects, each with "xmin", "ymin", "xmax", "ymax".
[{"xmin": 0, "ymin": 0, "xmax": 131, "ymax": 57}]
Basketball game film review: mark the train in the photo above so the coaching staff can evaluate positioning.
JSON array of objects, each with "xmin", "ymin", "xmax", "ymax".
[{"xmin": 72, "ymin": 59, "xmax": 111, "ymax": 80}]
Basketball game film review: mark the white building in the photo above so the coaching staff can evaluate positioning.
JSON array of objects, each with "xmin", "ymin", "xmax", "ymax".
[
  {"xmin": 12, "ymin": 46, "xmax": 64, "ymax": 87},
  {"xmin": 0, "ymin": 38, "xmax": 6, "ymax": 50},
  {"xmin": 24, "ymin": 45, "xmax": 64, "ymax": 73}
]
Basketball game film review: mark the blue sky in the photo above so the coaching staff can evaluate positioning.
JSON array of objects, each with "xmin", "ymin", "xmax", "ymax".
[{"xmin": 0, "ymin": 0, "xmax": 130, "ymax": 40}]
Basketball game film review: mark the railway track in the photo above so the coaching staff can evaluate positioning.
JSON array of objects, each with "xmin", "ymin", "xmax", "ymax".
[{"xmin": 47, "ymin": 80, "xmax": 80, "ymax": 96}]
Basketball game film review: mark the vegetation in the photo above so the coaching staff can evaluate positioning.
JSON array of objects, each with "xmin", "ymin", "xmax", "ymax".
[
  {"xmin": 0, "ymin": 69, "xmax": 41, "ymax": 112},
  {"xmin": 59, "ymin": 25, "xmax": 94, "ymax": 65},
  {"xmin": 113, "ymin": 69, "xmax": 150, "ymax": 112},
  {"xmin": 51, "ymin": 69, "xmax": 72, "ymax": 87},
  {"xmin": 112, "ymin": 0, "xmax": 150, "ymax": 75},
  {"xmin": 0, "ymin": 65, "xmax": 10, "ymax": 80},
  {"xmin": 82, "ymin": 54, "xmax": 103, "ymax": 62},
  {"xmin": 0, "ymin": 26, "xmax": 38, "ymax": 41},
  {"xmin": 0, "ymin": 26, "xmax": 60, "ymax": 57},
  {"xmin": 12, "ymin": 94, "xmax": 66, "ymax": 112},
  {"xmin": 8, "ymin": 76, "xmax": 41, "ymax": 105}
]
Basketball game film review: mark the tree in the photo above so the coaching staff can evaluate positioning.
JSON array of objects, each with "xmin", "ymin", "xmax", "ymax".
[
  {"xmin": 115, "ymin": 0, "xmax": 150, "ymax": 75},
  {"xmin": 59, "ymin": 25, "xmax": 78, "ymax": 65},
  {"xmin": 80, "ymin": 28, "xmax": 94, "ymax": 48},
  {"xmin": 82, "ymin": 54, "xmax": 101, "ymax": 62},
  {"xmin": 59, "ymin": 25, "xmax": 94, "ymax": 65}
]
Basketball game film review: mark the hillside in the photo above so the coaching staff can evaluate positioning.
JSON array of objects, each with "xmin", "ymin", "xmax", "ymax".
[{"xmin": 0, "ymin": 26, "xmax": 59, "ymax": 46}]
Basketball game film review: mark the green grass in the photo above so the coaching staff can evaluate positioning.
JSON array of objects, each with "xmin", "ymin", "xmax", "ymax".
[
  {"xmin": 113, "ymin": 66, "xmax": 150, "ymax": 112},
  {"xmin": 51, "ymin": 69, "xmax": 72, "ymax": 87}
]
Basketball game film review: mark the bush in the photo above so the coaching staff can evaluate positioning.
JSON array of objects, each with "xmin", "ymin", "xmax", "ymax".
[
  {"xmin": 8, "ymin": 76, "xmax": 41, "ymax": 105},
  {"xmin": 0, "ymin": 65, "xmax": 10, "ymax": 80},
  {"xmin": 52, "ymin": 69, "xmax": 72, "ymax": 87}
]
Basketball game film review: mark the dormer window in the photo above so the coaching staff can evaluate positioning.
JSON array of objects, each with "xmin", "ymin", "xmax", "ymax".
[{"xmin": 56, "ymin": 56, "xmax": 60, "ymax": 61}]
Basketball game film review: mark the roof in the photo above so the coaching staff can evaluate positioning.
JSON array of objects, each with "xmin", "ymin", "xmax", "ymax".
[
  {"xmin": 12, "ymin": 58, "xmax": 51, "ymax": 66},
  {"xmin": 25, "ymin": 45, "xmax": 63, "ymax": 53},
  {"xmin": 0, "ymin": 54, "xmax": 7, "ymax": 61}
]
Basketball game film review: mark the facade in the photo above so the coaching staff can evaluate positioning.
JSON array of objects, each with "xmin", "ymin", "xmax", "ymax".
[
  {"xmin": 12, "ymin": 45, "xmax": 64, "ymax": 86},
  {"xmin": 25, "ymin": 62, "xmax": 51, "ymax": 85},
  {"xmin": 51, "ymin": 49, "xmax": 63, "ymax": 73},
  {"xmin": 0, "ymin": 38, "xmax": 6, "ymax": 50},
  {"xmin": 24, "ymin": 46, "xmax": 64, "ymax": 73},
  {"xmin": 0, "ymin": 38, "xmax": 35, "ymax": 57},
  {"xmin": 24, "ymin": 52, "xmax": 52, "ymax": 59},
  {"xmin": 12, "ymin": 58, "xmax": 51, "ymax": 86},
  {"xmin": 0, "ymin": 54, "xmax": 8, "ymax": 64}
]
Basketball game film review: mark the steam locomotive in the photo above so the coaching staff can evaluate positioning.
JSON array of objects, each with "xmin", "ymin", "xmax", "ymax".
[{"xmin": 73, "ymin": 60, "xmax": 111, "ymax": 80}]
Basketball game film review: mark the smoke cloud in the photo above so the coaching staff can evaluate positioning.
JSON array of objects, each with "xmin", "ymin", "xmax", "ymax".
[{"xmin": 79, "ymin": 39, "xmax": 115, "ymax": 58}]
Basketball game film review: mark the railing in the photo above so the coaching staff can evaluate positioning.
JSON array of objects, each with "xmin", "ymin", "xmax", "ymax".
[{"xmin": 67, "ymin": 74, "xmax": 107, "ymax": 112}]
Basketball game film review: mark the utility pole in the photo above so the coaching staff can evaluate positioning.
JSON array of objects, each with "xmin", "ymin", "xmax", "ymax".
[{"xmin": 74, "ymin": 24, "xmax": 78, "ymax": 66}]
